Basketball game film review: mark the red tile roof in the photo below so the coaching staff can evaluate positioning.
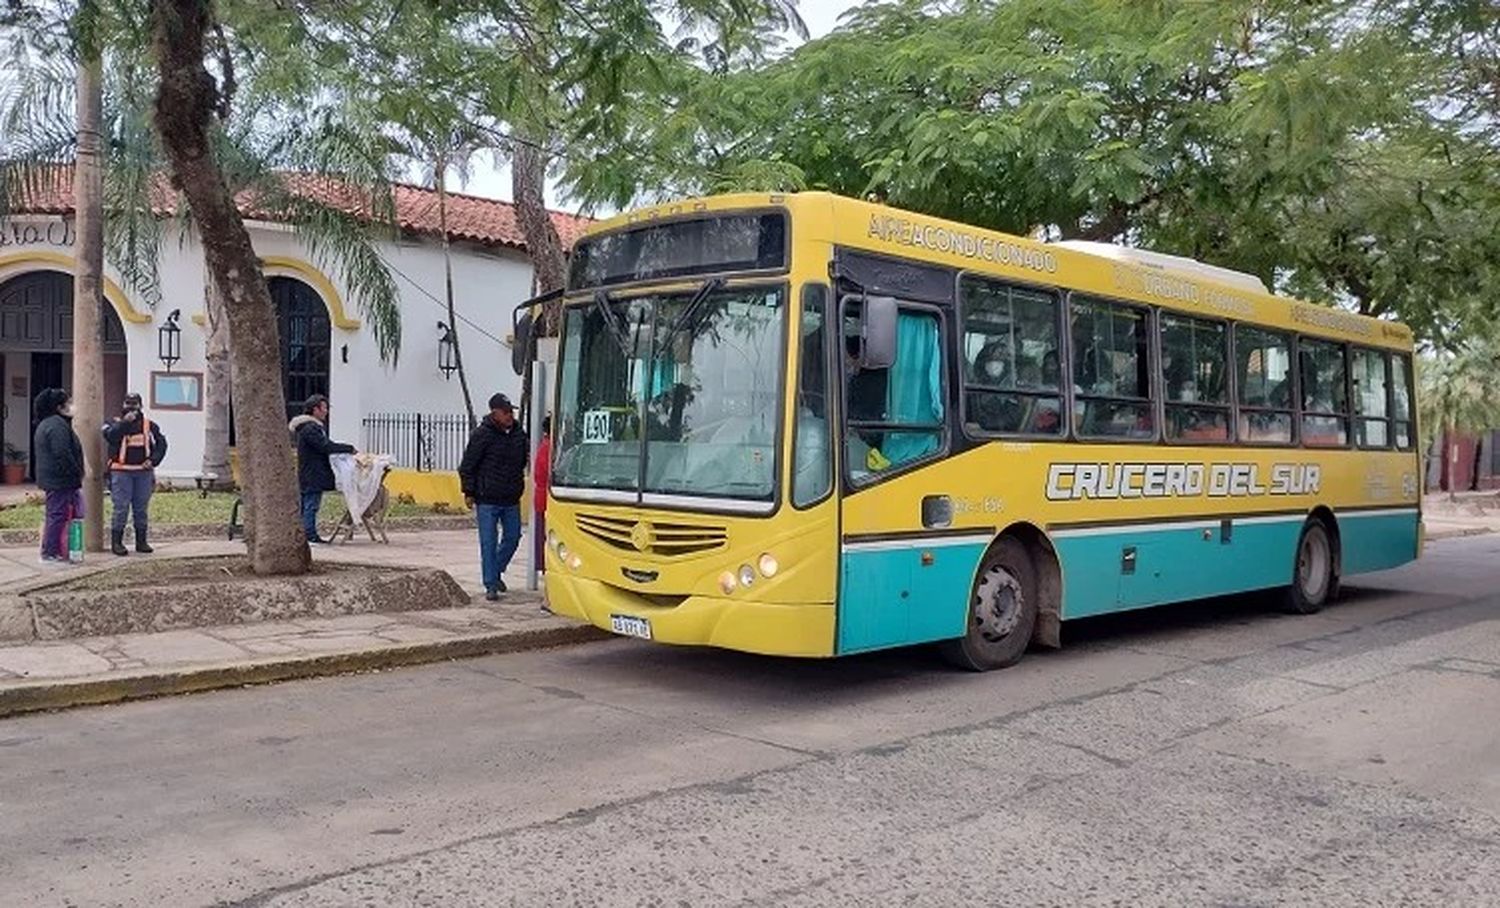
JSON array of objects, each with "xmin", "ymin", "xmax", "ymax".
[{"xmin": 5, "ymin": 164, "xmax": 591, "ymax": 251}]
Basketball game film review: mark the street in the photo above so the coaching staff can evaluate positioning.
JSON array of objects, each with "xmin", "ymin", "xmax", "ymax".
[{"xmin": 2, "ymin": 535, "xmax": 1498, "ymax": 907}]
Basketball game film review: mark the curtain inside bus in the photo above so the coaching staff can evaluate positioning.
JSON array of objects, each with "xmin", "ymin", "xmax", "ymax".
[{"xmin": 882, "ymin": 313, "xmax": 943, "ymax": 465}]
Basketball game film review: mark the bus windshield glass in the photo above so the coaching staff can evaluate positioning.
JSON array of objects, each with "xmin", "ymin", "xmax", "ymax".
[{"xmin": 554, "ymin": 285, "xmax": 785, "ymax": 504}]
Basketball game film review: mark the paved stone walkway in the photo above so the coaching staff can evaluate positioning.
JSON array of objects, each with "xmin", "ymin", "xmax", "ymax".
[{"xmin": 0, "ymin": 529, "xmax": 602, "ymax": 717}]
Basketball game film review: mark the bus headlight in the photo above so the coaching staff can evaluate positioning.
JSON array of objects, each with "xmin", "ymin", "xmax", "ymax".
[
  {"xmin": 568, "ymin": 553, "xmax": 583, "ymax": 570},
  {"xmin": 738, "ymin": 565, "xmax": 756, "ymax": 588},
  {"xmin": 547, "ymin": 530, "xmax": 559, "ymax": 550},
  {"xmin": 557, "ymin": 541, "xmax": 570, "ymax": 562},
  {"xmin": 718, "ymin": 571, "xmax": 738, "ymax": 595},
  {"xmin": 757, "ymin": 553, "xmax": 780, "ymax": 578}
]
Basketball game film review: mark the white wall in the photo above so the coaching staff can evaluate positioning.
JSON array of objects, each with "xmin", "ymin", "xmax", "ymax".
[{"xmin": 0, "ymin": 215, "xmax": 537, "ymax": 478}]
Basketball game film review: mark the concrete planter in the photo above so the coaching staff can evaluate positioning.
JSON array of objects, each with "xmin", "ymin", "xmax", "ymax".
[{"xmin": 0, "ymin": 557, "xmax": 470, "ymax": 643}]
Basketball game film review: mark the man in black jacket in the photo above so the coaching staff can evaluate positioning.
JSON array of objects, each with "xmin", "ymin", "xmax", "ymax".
[
  {"xmin": 458, "ymin": 393, "xmax": 528, "ymax": 600},
  {"xmin": 102, "ymin": 392, "xmax": 168, "ymax": 555},
  {"xmin": 32, "ymin": 388, "xmax": 84, "ymax": 564},
  {"xmin": 287, "ymin": 394, "xmax": 355, "ymax": 545}
]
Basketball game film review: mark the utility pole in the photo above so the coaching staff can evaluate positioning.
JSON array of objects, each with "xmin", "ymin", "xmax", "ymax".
[{"xmin": 73, "ymin": 50, "xmax": 106, "ymax": 553}]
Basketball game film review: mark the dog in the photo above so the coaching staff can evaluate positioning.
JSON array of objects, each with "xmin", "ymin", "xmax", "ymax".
[{"xmin": 332, "ymin": 463, "xmax": 392, "ymax": 545}]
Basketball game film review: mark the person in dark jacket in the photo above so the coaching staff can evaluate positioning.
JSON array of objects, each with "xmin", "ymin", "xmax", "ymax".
[
  {"xmin": 458, "ymin": 393, "xmax": 528, "ymax": 600},
  {"xmin": 287, "ymin": 394, "xmax": 355, "ymax": 545},
  {"xmin": 32, "ymin": 388, "xmax": 84, "ymax": 564},
  {"xmin": 102, "ymin": 392, "xmax": 168, "ymax": 556}
]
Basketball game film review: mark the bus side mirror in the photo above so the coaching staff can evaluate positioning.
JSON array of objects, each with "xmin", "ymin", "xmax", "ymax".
[
  {"xmin": 511, "ymin": 311, "xmax": 532, "ymax": 376},
  {"xmin": 861, "ymin": 295, "xmax": 898, "ymax": 369}
]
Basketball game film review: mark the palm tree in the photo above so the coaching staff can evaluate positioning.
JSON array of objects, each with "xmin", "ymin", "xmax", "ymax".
[
  {"xmin": 2, "ymin": 29, "xmax": 404, "ymax": 573},
  {"xmin": 1420, "ymin": 338, "xmax": 1500, "ymax": 500}
]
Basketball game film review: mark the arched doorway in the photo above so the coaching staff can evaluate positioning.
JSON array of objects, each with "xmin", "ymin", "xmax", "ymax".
[
  {"xmin": 272, "ymin": 276, "xmax": 332, "ymax": 419},
  {"xmin": 0, "ymin": 270, "xmax": 127, "ymax": 480},
  {"xmin": 228, "ymin": 276, "xmax": 333, "ymax": 444}
]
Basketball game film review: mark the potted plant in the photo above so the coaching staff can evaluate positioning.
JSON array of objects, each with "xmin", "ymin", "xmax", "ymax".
[{"xmin": 3, "ymin": 443, "xmax": 27, "ymax": 485}]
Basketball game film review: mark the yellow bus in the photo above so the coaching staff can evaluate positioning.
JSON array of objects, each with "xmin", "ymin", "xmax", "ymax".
[{"xmin": 518, "ymin": 192, "xmax": 1421, "ymax": 670}]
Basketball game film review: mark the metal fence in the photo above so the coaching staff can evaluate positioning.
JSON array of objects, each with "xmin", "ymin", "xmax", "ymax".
[{"xmin": 361, "ymin": 412, "xmax": 474, "ymax": 472}]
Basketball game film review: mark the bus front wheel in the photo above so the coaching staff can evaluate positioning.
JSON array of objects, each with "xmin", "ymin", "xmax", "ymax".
[
  {"xmin": 941, "ymin": 537, "xmax": 1038, "ymax": 671},
  {"xmin": 1282, "ymin": 519, "xmax": 1339, "ymax": 615}
]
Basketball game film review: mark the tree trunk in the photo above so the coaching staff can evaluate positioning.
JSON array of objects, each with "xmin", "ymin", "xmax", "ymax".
[
  {"xmin": 200, "ymin": 269, "xmax": 233, "ymax": 489},
  {"xmin": 511, "ymin": 137, "xmax": 567, "ymax": 325},
  {"xmin": 512, "ymin": 136, "xmax": 566, "ymax": 426},
  {"xmin": 72, "ymin": 49, "xmax": 106, "ymax": 554},
  {"xmin": 151, "ymin": 0, "xmax": 308, "ymax": 574},
  {"xmin": 436, "ymin": 160, "xmax": 476, "ymax": 427}
]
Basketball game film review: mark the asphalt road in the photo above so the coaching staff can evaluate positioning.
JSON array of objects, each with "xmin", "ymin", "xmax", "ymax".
[{"xmin": 3, "ymin": 535, "xmax": 1499, "ymax": 907}]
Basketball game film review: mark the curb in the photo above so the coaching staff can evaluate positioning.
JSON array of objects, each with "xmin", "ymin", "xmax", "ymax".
[
  {"xmin": 0, "ymin": 623, "xmax": 609, "ymax": 719},
  {"xmin": 1426, "ymin": 526, "xmax": 1495, "ymax": 541}
]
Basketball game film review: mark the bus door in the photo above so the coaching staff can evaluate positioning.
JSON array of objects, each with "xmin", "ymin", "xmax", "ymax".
[{"xmin": 837, "ymin": 295, "xmax": 970, "ymax": 652}]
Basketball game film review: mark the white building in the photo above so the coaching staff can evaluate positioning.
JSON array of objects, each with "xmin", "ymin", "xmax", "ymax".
[{"xmin": 0, "ymin": 168, "xmax": 585, "ymax": 500}]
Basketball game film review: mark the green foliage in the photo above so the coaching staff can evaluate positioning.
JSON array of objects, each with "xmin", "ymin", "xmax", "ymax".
[
  {"xmin": 581, "ymin": 0, "xmax": 1500, "ymax": 348},
  {"xmin": 0, "ymin": 2, "xmax": 406, "ymax": 362}
]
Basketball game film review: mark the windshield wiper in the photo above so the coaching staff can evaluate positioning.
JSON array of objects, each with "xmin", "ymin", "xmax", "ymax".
[
  {"xmin": 658, "ymin": 277, "xmax": 727, "ymax": 350},
  {"xmin": 592, "ymin": 289, "xmax": 633, "ymax": 355}
]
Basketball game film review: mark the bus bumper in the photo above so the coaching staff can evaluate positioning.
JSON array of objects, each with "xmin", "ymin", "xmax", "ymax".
[{"xmin": 545, "ymin": 573, "xmax": 836, "ymax": 657}]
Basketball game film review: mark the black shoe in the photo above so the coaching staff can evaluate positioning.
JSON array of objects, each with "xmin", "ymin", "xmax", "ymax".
[
  {"xmin": 485, "ymin": 588, "xmax": 500, "ymax": 602},
  {"xmin": 495, "ymin": 579, "xmax": 508, "ymax": 593},
  {"xmin": 135, "ymin": 529, "xmax": 153, "ymax": 554},
  {"xmin": 110, "ymin": 531, "xmax": 129, "ymax": 557}
]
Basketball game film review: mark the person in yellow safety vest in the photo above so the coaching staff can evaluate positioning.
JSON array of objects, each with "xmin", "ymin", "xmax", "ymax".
[{"xmin": 101, "ymin": 392, "xmax": 168, "ymax": 556}]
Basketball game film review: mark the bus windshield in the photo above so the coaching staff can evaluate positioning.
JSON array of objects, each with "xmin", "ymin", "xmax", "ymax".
[{"xmin": 554, "ymin": 284, "xmax": 785, "ymax": 506}]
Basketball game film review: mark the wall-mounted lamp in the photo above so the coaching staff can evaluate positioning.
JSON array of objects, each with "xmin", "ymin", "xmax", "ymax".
[
  {"xmin": 437, "ymin": 322, "xmax": 458, "ymax": 380},
  {"xmin": 157, "ymin": 309, "xmax": 182, "ymax": 371}
]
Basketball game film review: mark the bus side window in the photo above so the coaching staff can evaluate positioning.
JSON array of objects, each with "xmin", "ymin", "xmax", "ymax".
[
  {"xmin": 1236, "ymin": 325, "xmax": 1294, "ymax": 444},
  {"xmin": 958, "ymin": 276, "xmax": 1063, "ymax": 437},
  {"xmin": 1070, "ymin": 295, "xmax": 1154, "ymax": 440},
  {"xmin": 1161, "ymin": 313, "xmax": 1231, "ymax": 442},
  {"xmin": 1299, "ymin": 338, "xmax": 1350, "ymax": 446},
  {"xmin": 842, "ymin": 299, "xmax": 945, "ymax": 482},
  {"xmin": 1391, "ymin": 353, "xmax": 1415, "ymax": 451},
  {"xmin": 793, "ymin": 286, "xmax": 832, "ymax": 506},
  {"xmin": 1352, "ymin": 347, "xmax": 1391, "ymax": 448}
]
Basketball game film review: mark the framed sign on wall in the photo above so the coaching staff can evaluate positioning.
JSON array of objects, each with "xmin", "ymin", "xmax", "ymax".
[{"xmin": 150, "ymin": 371, "xmax": 203, "ymax": 411}]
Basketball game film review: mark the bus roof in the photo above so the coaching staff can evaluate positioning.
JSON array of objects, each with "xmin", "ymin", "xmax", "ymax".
[{"xmin": 578, "ymin": 191, "xmax": 1414, "ymax": 351}]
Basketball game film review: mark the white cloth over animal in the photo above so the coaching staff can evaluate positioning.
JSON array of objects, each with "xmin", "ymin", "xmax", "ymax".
[{"xmin": 329, "ymin": 453, "xmax": 396, "ymax": 543}]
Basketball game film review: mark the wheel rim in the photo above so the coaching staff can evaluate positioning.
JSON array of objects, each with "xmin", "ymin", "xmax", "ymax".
[
  {"xmin": 973, "ymin": 564, "xmax": 1024, "ymax": 643},
  {"xmin": 1297, "ymin": 527, "xmax": 1331, "ymax": 602}
]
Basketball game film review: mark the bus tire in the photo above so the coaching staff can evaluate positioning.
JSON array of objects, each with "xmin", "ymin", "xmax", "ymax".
[
  {"xmin": 1282, "ymin": 519, "xmax": 1338, "ymax": 615},
  {"xmin": 941, "ymin": 537, "xmax": 1038, "ymax": 671}
]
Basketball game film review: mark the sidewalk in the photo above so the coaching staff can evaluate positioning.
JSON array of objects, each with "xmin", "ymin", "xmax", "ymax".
[
  {"xmin": 0, "ymin": 530, "xmax": 605, "ymax": 718},
  {"xmin": 1422, "ymin": 492, "xmax": 1500, "ymax": 541}
]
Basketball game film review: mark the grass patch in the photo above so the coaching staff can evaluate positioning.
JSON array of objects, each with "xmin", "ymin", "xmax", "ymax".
[{"xmin": 0, "ymin": 489, "xmax": 443, "ymax": 530}]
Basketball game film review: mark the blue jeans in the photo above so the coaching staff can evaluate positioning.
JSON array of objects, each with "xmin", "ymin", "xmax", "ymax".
[
  {"xmin": 477, "ymin": 503, "xmax": 522, "ymax": 592},
  {"xmin": 301, "ymin": 491, "xmax": 323, "ymax": 542}
]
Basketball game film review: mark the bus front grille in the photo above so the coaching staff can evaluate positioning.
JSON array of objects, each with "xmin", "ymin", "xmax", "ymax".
[{"xmin": 575, "ymin": 512, "xmax": 728, "ymax": 557}]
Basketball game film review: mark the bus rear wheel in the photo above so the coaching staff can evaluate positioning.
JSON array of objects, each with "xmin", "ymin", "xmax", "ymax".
[
  {"xmin": 941, "ymin": 537, "xmax": 1038, "ymax": 671},
  {"xmin": 1282, "ymin": 519, "xmax": 1338, "ymax": 615}
]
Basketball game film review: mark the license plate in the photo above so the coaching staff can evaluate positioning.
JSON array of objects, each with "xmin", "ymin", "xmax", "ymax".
[{"xmin": 609, "ymin": 614, "xmax": 652, "ymax": 640}]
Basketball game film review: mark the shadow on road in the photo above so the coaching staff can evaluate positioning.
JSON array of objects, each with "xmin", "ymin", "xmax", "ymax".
[{"xmin": 542, "ymin": 580, "xmax": 1432, "ymax": 704}]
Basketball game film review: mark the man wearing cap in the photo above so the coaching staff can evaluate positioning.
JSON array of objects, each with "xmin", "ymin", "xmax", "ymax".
[
  {"xmin": 458, "ymin": 393, "xmax": 529, "ymax": 600},
  {"xmin": 102, "ymin": 392, "xmax": 168, "ymax": 556}
]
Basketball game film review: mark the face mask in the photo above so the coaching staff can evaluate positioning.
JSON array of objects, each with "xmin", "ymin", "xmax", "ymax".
[
  {"xmin": 60, "ymin": 404, "xmax": 74, "ymax": 418},
  {"xmin": 985, "ymin": 361, "xmax": 1004, "ymax": 378}
]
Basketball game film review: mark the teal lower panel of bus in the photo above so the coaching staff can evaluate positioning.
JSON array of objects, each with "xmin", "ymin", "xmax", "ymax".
[
  {"xmin": 1338, "ymin": 510, "xmax": 1420, "ymax": 575},
  {"xmin": 838, "ymin": 539, "xmax": 988, "ymax": 654},
  {"xmin": 1054, "ymin": 517, "xmax": 1303, "ymax": 620},
  {"xmin": 835, "ymin": 510, "xmax": 1419, "ymax": 649},
  {"xmin": 1055, "ymin": 510, "xmax": 1419, "ymax": 620}
]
